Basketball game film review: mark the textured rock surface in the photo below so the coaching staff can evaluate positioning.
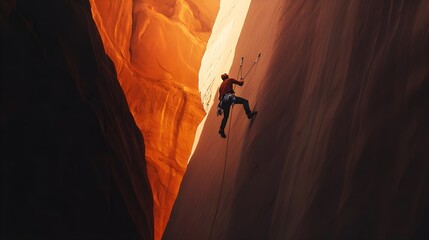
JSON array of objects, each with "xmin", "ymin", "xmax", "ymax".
[
  {"xmin": 197, "ymin": 0, "xmax": 252, "ymax": 112},
  {"xmin": 1, "ymin": 0, "xmax": 153, "ymax": 239},
  {"xmin": 190, "ymin": 0, "xmax": 251, "ymax": 156},
  {"xmin": 89, "ymin": 0, "xmax": 218, "ymax": 238},
  {"xmin": 165, "ymin": 0, "xmax": 429, "ymax": 239}
]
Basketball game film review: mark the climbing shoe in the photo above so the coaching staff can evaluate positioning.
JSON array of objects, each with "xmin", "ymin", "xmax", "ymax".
[
  {"xmin": 219, "ymin": 129, "xmax": 227, "ymax": 138},
  {"xmin": 247, "ymin": 111, "xmax": 257, "ymax": 119}
]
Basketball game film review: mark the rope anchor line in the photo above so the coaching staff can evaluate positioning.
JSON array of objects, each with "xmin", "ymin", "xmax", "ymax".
[
  {"xmin": 242, "ymin": 53, "xmax": 261, "ymax": 80},
  {"xmin": 208, "ymin": 52, "xmax": 262, "ymax": 240}
]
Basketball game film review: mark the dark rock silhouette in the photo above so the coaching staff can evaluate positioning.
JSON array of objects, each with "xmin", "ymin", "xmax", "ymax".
[
  {"xmin": 165, "ymin": 0, "xmax": 429, "ymax": 239},
  {"xmin": 1, "ymin": 0, "xmax": 153, "ymax": 239}
]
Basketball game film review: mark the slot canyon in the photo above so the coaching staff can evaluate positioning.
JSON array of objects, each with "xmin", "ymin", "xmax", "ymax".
[
  {"xmin": 88, "ymin": 1, "xmax": 219, "ymax": 238},
  {"xmin": 1, "ymin": 1, "xmax": 429, "ymax": 240}
]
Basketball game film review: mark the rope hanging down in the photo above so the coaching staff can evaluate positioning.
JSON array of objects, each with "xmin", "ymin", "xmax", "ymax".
[{"xmin": 208, "ymin": 53, "xmax": 261, "ymax": 240}]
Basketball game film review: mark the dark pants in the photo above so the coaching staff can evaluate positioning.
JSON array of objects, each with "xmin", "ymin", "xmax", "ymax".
[{"xmin": 220, "ymin": 96, "xmax": 251, "ymax": 131}]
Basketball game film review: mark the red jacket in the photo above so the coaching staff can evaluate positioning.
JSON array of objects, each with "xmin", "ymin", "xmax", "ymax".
[{"xmin": 218, "ymin": 78, "xmax": 244, "ymax": 100}]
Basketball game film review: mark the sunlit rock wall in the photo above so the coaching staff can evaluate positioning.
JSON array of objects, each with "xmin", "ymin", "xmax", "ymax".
[
  {"xmin": 89, "ymin": 0, "xmax": 219, "ymax": 239},
  {"xmin": 198, "ymin": 0, "xmax": 252, "ymax": 111},
  {"xmin": 190, "ymin": 0, "xmax": 252, "ymax": 156}
]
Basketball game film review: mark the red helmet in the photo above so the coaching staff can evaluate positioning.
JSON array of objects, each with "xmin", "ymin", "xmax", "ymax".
[{"xmin": 221, "ymin": 73, "xmax": 229, "ymax": 80}]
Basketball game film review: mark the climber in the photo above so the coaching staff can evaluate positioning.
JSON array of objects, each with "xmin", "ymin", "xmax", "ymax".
[{"xmin": 217, "ymin": 73, "xmax": 257, "ymax": 138}]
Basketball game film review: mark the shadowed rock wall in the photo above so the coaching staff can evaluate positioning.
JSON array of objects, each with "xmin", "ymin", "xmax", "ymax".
[
  {"xmin": 1, "ymin": 0, "xmax": 153, "ymax": 239},
  {"xmin": 165, "ymin": 0, "xmax": 429, "ymax": 239}
]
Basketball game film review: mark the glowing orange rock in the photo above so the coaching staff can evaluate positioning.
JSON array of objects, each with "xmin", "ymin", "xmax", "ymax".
[{"xmin": 89, "ymin": 0, "xmax": 219, "ymax": 239}]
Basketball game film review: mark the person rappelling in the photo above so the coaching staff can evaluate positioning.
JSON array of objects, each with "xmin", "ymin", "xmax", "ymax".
[
  {"xmin": 216, "ymin": 53, "xmax": 261, "ymax": 139},
  {"xmin": 210, "ymin": 54, "xmax": 261, "ymax": 240},
  {"xmin": 217, "ymin": 73, "xmax": 257, "ymax": 138}
]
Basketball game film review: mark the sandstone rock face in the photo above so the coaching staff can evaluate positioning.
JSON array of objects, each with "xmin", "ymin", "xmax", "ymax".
[
  {"xmin": 89, "ymin": 1, "xmax": 218, "ymax": 238},
  {"xmin": 1, "ymin": 0, "xmax": 153, "ymax": 239},
  {"xmin": 190, "ymin": 0, "xmax": 252, "ymax": 156},
  {"xmin": 198, "ymin": 0, "xmax": 252, "ymax": 112},
  {"xmin": 165, "ymin": 0, "xmax": 429, "ymax": 239}
]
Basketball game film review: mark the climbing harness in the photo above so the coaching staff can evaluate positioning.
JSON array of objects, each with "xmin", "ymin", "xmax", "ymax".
[
  {"xmin": 217, "ymin": 93, "xmax": 236, "ymax": 116},
  {"xmin": 209, "ymin": 53, "xmax": 261, "ymax": 240}
]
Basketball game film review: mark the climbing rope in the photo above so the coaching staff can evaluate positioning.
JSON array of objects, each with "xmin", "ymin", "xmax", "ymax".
[
  {"xmin": 242, "ymin": 53, "xmax": 261, "ymax": 80},
  {"xmin": 208, "ymin": 53, "xmax": 261, "ymax": 240}
]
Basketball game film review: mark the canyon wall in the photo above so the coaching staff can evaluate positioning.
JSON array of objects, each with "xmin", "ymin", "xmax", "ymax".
[
  {"xmin": 191, "ymin": 0, "xmax": 252, "ymax": 156},
  {"xmin": 1, "ymin": 0, "xmax": 153, "ymax": 239},
  {"xmin": 165, "ymin": 0, "xmax": 429, "ymax": 239},
  {"xmin": 89, "ymin": 1, "xmax": 218, "ymax": 238}
]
